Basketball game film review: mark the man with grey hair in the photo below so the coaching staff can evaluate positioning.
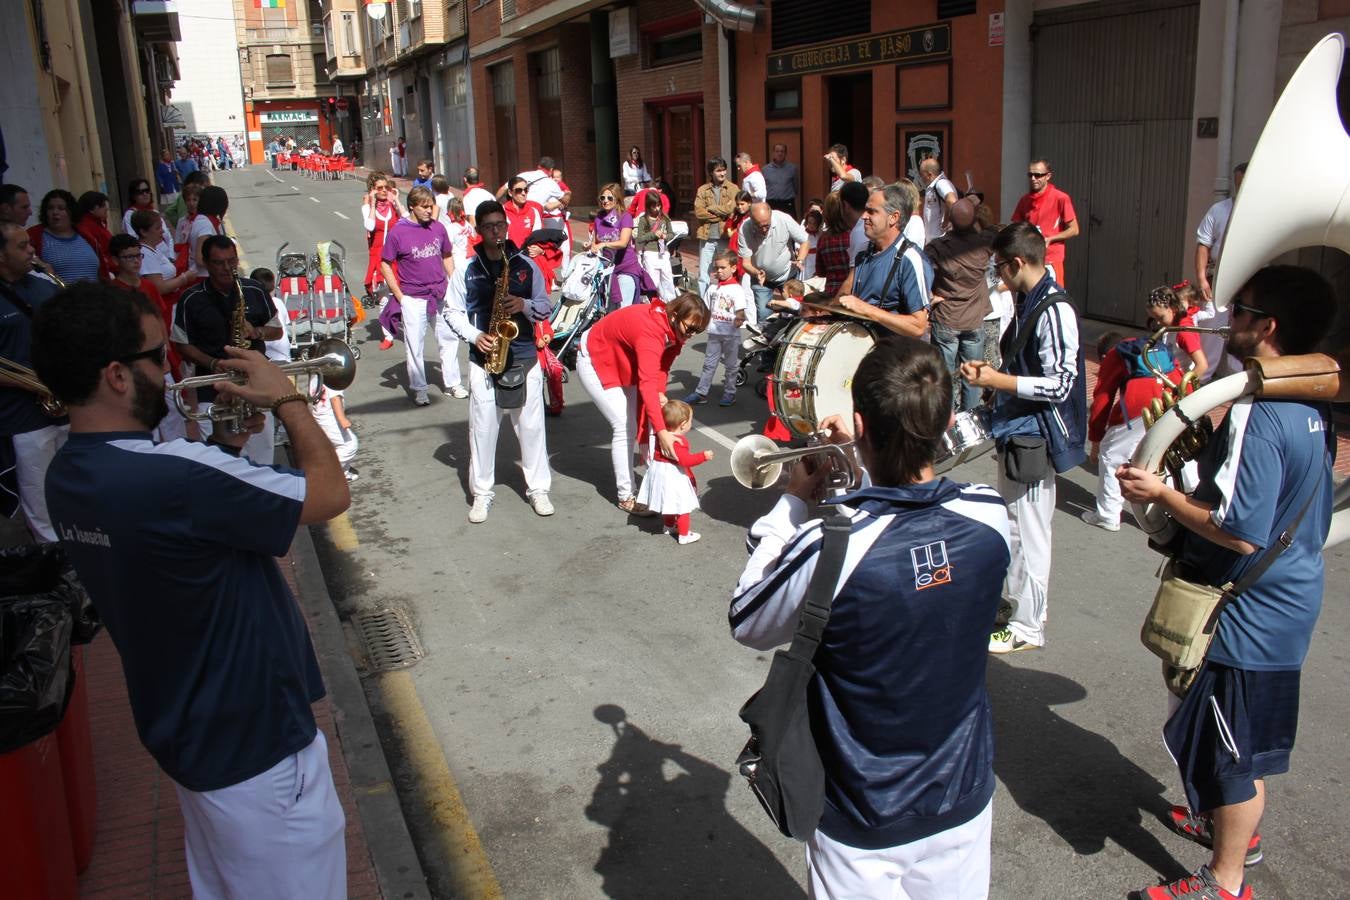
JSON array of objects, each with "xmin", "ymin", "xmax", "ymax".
[
  {"xmin": 738, "ymin": 202, "xmax": 809, "ymax": 322},
  {"xmin": 836, "ymin": 186, "xmax": 932, "ymax": 336},
  {"xmin": 736, "ymin": 152, "xmax": 767, "ymax": 203},
  {"xmin": 918, "ymin": 158, "xmax": 958, "ymax": 245},
  {"xmin": 763, "ymin": 143, "xmax": 798, "ymax": 218}
]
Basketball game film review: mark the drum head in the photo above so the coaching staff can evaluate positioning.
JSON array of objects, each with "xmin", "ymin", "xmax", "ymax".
[{"xmin": 773, "ymin": 320, "xmax": 875, "ymax": 437}]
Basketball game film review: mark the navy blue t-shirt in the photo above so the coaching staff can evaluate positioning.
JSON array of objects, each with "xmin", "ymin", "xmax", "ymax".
[
  {"xmin": 1180, "ymin": 398, "xmax": 1335, "ymax": 671},
  {"xmin": 46, "ymin": 432, "xmax": 323, "ymax": 791},
  {"xmin": 850, "ymin": 233, "xmax": 932, "ymax": 315},
  {"xmin": 0, "ymin": 274, "xmax": 68, "ymax": 436}
]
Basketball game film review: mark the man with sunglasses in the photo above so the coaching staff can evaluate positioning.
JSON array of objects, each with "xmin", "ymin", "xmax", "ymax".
[
  {"xmin": 35, "ymin": 283, "xmax": 351, "ymax": 900},
  {"xmin": 0, "ymin": 222, "xmax": 67, "ymax": 541},
  {"xmin": 1117, "ymin": 267, "xmax": 1336, "ymax": 900},
  {"xmin": 960, "ymin": 223, "xmax": 1086, "ymax": 655},
  {"xmin": 1011, "ymin": 158, "xmax": 1078, "ymax": 286}
]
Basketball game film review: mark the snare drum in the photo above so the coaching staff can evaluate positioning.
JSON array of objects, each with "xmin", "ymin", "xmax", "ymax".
[
  {"xmin": 934, "ymin": 407, "xmax": 994, "ymax": 473},
  {"xmin": 769, "ymin": 320, "xmax": 876, "ymax": 438}
]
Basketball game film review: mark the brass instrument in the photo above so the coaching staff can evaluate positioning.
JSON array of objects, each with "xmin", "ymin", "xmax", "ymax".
[
  {"xmin": 172, "ymin": 338, "xmax": 356, "ymax": 432},
  {"xmin": 32, "ymin": 260, "xmax": 66, "ymax": 289},
  {"xmin": 482, "ymin": 239, "xmax": 519, "ymax": 375},
  {"xmin": 206, "ymin": 277, "xmax": 253, "ymax": 432},
  {"xmin": 0, "ymin": 357, "xmax": 65, "ymax": 417},
  {"xmin": 1135, "ymin": 325, "xmax": 1229, "ymax": 482},
  {"xmin": 730, "ymin": 433, "xmax": 859, "ymax": 492}
]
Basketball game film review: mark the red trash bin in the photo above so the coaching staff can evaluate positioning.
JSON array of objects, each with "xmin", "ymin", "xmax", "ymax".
[
  {"xmin": 0, "ymin": 731, "xmax": 78, "ymax": 899},
  {"xmin": 56, "ymin": 644, "xmax": 98, "ymax": 873}
]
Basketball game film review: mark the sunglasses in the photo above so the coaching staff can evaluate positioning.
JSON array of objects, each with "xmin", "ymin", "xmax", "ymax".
[
  {"xmin": 1028, "ymin": 171, "xmax": 1050, "ymax": 179},
  {"xmin": 511, "ymin": 188, "xmax": 527, "ymax": 194},
  {"xmin": 134, "ymin": 187, "xmax": 152, "ymax": 195},
  {"xmin": 599, "ymin": 195, "xmax": 616, "ymax": 201},
  {"xmin": 1231, "ymin": 301, "xmax": 1271, "ymax": 319},
  {"xmin": 117, "ymin": 343, "xmax": 168, "ymax": 367}
]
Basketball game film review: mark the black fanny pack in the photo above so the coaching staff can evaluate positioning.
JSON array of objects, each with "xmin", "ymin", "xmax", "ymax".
[
  {"xmin": 493, "ymin": 352, "xmax": 537, "ymax": 409},
  {"xmin": 1002, "ymin": 435, "xmax": 1048, "ymax": 484}
]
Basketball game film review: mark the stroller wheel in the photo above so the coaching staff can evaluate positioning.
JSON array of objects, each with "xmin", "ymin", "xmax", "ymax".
[
  {"xmin": 350, "ymin": 345, "xmax": 361, "ymax": 360},
  {"xmin": 734, "ymin": 368, "xmax": 747, "ymax": 387},
  {"xmin": 755, "ymin": 378, "xmax": 769, "ymax": 399},
  {"xmin": 560, "ymin": 370, "xmax": 569, "ymax": 384}
]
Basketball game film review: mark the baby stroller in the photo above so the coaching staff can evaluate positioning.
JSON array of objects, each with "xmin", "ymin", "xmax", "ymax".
[
  {"xmin": 735, "ymin": 312, "xmax": 794, "ymax": 397},
  {"xmin": 665, "ymin": 222, "xmax": 692, "ymax": 295},
  {"xmin": 551, "ymin": 251, "xmax": 613, "ymax": 373},
  {"xmin": 276, "ymin": 241, "xmax": 362, "ymax": 361}
]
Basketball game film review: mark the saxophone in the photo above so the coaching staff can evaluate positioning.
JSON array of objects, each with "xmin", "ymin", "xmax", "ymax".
[
  {"xmin": 215, "ymin": 278, "xmax": 251, "ymax": 432},
  {"xmin": 483, "ymin": 239, "xmax": 519, "ymax": 375}
]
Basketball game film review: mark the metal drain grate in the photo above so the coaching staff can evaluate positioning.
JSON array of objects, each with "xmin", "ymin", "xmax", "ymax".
[{"xmin": 354, "ymin": 607, "xmax": 425, "ymax": 672}]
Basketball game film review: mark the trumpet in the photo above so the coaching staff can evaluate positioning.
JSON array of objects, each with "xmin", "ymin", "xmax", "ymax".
[
  {"xmin": 0, "ymin": 357, "xmax": 65, "ymax": 417},
  {"xmin": 172, "ymin": 339, "xmax": 356, "ymax": 433},
  {"xmin": 730, "ymin": 433, "xmax": 859, "ymax": 492}
]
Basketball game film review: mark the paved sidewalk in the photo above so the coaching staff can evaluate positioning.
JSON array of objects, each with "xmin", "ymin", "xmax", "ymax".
[{"xmin": 77, "ymin": 547, "xmax": 383, "ymax": 899}]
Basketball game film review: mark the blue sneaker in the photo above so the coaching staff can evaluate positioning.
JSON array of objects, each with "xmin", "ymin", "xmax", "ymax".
[
  {"xmin": 719, "ymin": 396, "xmax": 735, "ymax": 407},
  {"xmin": 683, "ymin": 392, "xmax": 707, "ymax": 405}
]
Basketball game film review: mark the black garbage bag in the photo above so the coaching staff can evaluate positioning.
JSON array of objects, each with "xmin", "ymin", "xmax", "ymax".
[{"xmin": 0, "ymin": 544, "xmax": 100, "ymax": 754}]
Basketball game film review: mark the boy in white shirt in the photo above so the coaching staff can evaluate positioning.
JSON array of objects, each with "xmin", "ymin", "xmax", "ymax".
[
  {"xmin": 684, "ymin": 250, "xmax": 748, "ymax": 407},
  {"xmin": 312, "ymin": 386, "xmax": 359, "ymax": 481}
]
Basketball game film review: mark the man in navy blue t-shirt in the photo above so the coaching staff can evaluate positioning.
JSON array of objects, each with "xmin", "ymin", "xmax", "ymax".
[
  {"xmin": 33, "ymin": 284, "xmax": 352, "ymax": 899},
  {"xmin": 1120, "ymin": 265, "xmax": 1338, "ymax": 900},
  {"xmin": 834, "ymin": 184, "xmax": 933, "ymax": 337}
]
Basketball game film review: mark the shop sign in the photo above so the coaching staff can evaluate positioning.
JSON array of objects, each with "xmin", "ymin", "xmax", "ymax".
[
  {"xmin": 989, "ymin": 13, "xmax": 1005, "ymax": 47},
  {"xmin": 260, "ymin": 110, "xmax": 319, "ymax": 124},
  {"xmin": 767, "ymin": 23, "xmax": 951, "ymax": 78}
]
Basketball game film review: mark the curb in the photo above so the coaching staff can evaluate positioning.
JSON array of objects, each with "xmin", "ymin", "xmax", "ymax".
[{"xmin": 290, "ymin": 523, "xmax": 433, "ymax": 900}]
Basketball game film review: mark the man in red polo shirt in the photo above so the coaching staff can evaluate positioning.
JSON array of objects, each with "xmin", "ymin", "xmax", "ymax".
[{"xmin": 1011, "ymin": 158, "xmax": 1079, "ymax": 286}]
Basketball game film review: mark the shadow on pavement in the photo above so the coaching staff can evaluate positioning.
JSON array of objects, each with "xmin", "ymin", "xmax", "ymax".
[
  {"xmin": 987, "ymin": 659, "xmax": 1188, "ymax": 880},
  {"xmin": 585, "ymin": 704, "xmax": 804, "ymax": 900}
]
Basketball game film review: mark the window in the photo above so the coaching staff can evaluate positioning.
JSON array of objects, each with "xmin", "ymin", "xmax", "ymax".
[
  {"xmin": 765, "ymin": 78, "xmax": 802, "ymax": 118},
  {"xmin": 771, "ymin": 0, "xmax": 870, "ymax": 50},
  {"xmin": 266, "ymin": 53, "xmax": 293, "ymax": 85},
  {"xmin": 937, "ymin": 0, "xmax": 976, "ymax": 17},
  {"xmin": 647, "ymin": 29, "xmax": 701, "ymax": 68},
  {"xmin": 323, "ymin": 15, "xmax": 335, "ymax": 58},
  {"xmin": 501, "ymin": 0, "xmax": 516, "ymax": 20},
  {"xmin": 314, "ymin": 53, "xmax": 330, "ymax": 83},
  {"xmin": 341, "ymin": 12, "xmax": 357, "ymax": 55}
]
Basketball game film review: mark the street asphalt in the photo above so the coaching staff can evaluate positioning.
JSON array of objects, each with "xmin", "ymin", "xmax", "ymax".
[{"xmin": 220, "ymin": 167, "xmax": 1350, "ymax": 900}]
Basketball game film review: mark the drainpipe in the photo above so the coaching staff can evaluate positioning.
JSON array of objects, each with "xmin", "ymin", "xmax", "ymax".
[
  {"xmin": 719, "ymin": 26, "xmax": 734, "ymax": 161},
  {"xmin": 695, "ymin": 0, "xmax": 761, "ymax": 31},
  {"xmin": 1214, "ymin": 0, "xmax": 1240, "ymax": 199}
]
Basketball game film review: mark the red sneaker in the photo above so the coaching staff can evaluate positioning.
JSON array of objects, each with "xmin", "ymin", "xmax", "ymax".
[
  {"xmin": 379, "ymin": 339, "xmax": 394, "ymax": 350},
  {"xmin": 1167, "ymin": 805, "xmax": 1263, "ymax": 866},
  {"xmin": 1136, "ymin": 865, "xmax": 1252, "ymax": 900}
]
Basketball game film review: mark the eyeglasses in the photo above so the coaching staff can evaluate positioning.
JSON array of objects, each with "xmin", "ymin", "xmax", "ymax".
[
  {"xmin": 116, "ymin": 343, "xmax": 168, "ymax": 367},
  {"xmin": 1231, "ymin": 301, "xmax": 1272, "ymax": 319},
  {"xmin": 994, "ymin": 257, "xmax": 1015, "ymax": 271},
  {"xmin": 479, "ymin": 219, "xmax": 508, "ymax": 230}
]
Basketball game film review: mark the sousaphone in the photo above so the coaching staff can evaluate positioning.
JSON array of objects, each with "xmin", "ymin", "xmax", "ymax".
[{"xmin": 1130, "ymin": 33, "xmax": 1350, "ymax": 548}]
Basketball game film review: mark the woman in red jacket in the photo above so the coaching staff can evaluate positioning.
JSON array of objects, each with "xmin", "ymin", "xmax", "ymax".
[{"xmin": 576, "ymin": 292, "xmax": 710, "ymax": 513}]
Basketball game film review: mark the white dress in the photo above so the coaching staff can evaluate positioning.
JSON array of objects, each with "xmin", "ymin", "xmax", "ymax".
[{"xmin": 636, "ymin": 457, "xmax": 699, "ymax": 516}]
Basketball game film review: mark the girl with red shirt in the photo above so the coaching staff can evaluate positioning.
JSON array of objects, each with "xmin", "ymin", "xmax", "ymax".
[
  {"xmin": 575, "ymin": 293, "xmax": 710, "ymax": 513},
  {"xmin": 362, "ymin": 173, "xmax": 403, "ymax": 348},
  {"xmin": 635, "ymin": 400, "xmax": 713, "ymax": 544}
]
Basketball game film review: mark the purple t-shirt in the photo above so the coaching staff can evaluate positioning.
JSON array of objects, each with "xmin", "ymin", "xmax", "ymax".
[
  {"xmin": 593, "ymin": 210, "xmax": 642, "ymax": 276},
  {"xmin": 382, "ymin": 218, "xmax": 452, "ymax": 307}
]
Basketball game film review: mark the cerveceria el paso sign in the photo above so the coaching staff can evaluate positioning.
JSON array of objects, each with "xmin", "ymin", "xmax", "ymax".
[{"xmin": 767, "ymin": 23, "xmax": 952, "ymax": 78}]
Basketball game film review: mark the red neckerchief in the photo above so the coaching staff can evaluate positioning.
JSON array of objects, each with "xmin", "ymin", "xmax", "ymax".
[
  {"xmin": 463, "ymin": 182, "xmax": 484, "ymax": 191},
  {"xmin": 716, "ymin": 278, "xmax": 738, "ymax": 287},
  {"xmin": 741, "ymin": 165, "xmax": 761, "ymax": 177}
]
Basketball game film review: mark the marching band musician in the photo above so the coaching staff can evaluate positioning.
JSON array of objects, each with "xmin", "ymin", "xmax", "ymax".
[
  {"xmin": 35, "ymin": 284, "xmax": 350, "ymax": 899},
  {"xmin": 444, "ymin": 200, "xmax": 555, "ymax": 524},
  {"xmin": 730, "ymin": 337, "xmax": 1010, "ymax": 898},
  {"xmin": 961, "ymin": 223, "xmax": 1086, "ymax": 655},
  {"xmin": 1118, "ymin": 267, "xmax": 1337, "ymax": 900},
  {"xmin": 0, "ymin": 222, "xmax": 68, "ymax": 540},
  {"xmin": 172, "ymin": 234, "xmax": 282, "ymax": 462},
  {"xmin": 833, "ymin": 185, "xmax": 933, "ymax": 337}
]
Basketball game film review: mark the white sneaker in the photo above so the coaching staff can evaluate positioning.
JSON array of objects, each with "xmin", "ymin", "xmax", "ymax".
[
  {"xmin": 468, "ymin": 496, "xmax": 492, "ymax": 523},
  {"xmin": 444, "ymin": 384, "xmax": 469, "ymax": 399},
  {"xmin": 344, "ymin": 468, "xmax": 359, "ymax": 482},
  {"xmin": 529, "ymin": 493, "xmax": 554, "ymax": 516},
  {"xmin": 1080, "ymin": 510, "xmax": 1121, "ymax": 532},
  {"xmin": 677, "ymin": 531, "xmax": 701, "ymax": 545},
  {"xmin": 413, "ymin": 390, "xmax": 431, "ymax": 406}
]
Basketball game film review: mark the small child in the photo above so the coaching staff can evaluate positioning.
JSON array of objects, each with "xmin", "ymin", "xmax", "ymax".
[
  {"xmin": 768, "ymin": 278, "xmax": 807, "ymax": 316},
  {"xmin": 635, "ymin": 400, "xmax": 712, "ymax": 545},
  {"xmin": 312, "ymin": 385, "xmax": 360, "ymax": 481},
  {"xmin": 684, "ymin": 250, "xmax": 748, "ymax": 407},
  {"xmin": 251, "ymin": 267, "xmax": 292, "ymax": 364},
  {"xmin": 1084, "ymin": 320, "xmax": 1180, "ymax": 531}
]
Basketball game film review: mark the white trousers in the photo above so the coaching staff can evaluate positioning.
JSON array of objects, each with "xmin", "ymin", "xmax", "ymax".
[
  {"xmin": 806, "ymin": 799, "xmax": 992, "ymax": 900},
  {"xmin": 174, "ymin": 731, "xmax": 346, "ymax": 900},
  {"xmin": 641, "ymin": 249, "xmax": 677, "ymax": 300},
  {"xmin": 320, "ymin": 419, "xmax": 359, "ymax": 470},
  {"xmin": 12, "ymin": 424, "xmax": 70, "ymax": 543},
  {"xmin": 996, "ymin": 459, "xmax": 1055, "ymax": 646},
  {"xmin": 402, "ymin": 296, "xmax": 461, "ymax": 393},
  {"xmin": 467, "ymin": 361, "xmax": 551, "ymax": 499},
  {"xmin": 696, "ymin": 331, "xmax": 741, "ymax": 400},
  {"xmin": 576, "ymin": 332, "xmax": 640, "ymax": 501},
  {"xmin": 1094, "ymin": 419, "xmax": 1144, "ymax": 525}
]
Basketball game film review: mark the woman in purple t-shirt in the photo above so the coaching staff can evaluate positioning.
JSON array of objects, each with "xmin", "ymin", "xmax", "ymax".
[
  {"xmin": 379, "ymin": 186, "xmax": 463, "ymax": 406},
  {"xmin": 586, "ymin": 182, "xmax": 651, "ymax": 309}
]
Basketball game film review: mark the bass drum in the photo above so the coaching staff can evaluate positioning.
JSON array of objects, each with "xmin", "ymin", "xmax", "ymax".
[{"xmin": 770, "ymin": 319, "xmax": 876, "ymax": 438}]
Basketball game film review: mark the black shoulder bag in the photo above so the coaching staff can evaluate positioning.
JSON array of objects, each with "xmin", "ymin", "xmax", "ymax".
[
  {"xmin": 996, "ymin": 289, "xmax": 1066, "ymax": 484},
  {"xmin": 735, "ymin": 512, "xmax": 852, "ymax": 840}
]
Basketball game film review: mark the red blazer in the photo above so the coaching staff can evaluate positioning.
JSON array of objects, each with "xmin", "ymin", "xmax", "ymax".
[
  {"xmin": 657, "ymin": 434, "xmax": 709, "ymax": 488},
  {"xmin": 585, "ymin": 301, "xmax": 682, "ymax": 436}
]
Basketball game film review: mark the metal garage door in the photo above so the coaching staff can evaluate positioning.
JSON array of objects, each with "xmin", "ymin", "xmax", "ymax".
[{"xmin": 1031, "ymin": 0, "xmax": 1198, "ymax": 326}]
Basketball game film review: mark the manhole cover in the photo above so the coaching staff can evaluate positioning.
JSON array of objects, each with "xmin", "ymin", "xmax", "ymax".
[{"xmin": 354, "ymin": 607, "xmax": 424, "ymax": 672}]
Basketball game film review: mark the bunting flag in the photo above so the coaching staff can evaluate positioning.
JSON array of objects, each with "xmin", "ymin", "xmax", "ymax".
[{"xmin": 255, "ymin": 0, "xmax": 285, "ymax": 8}]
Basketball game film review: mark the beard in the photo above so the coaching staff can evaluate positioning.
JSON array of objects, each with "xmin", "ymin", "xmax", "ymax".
[
  {"xmin": 130, "ymin": 366, "xmax": 170, "ymax": 431},
  {"xmin": 1224, "ymin": 328, "xmax": 1259, "ymax": 361}
]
